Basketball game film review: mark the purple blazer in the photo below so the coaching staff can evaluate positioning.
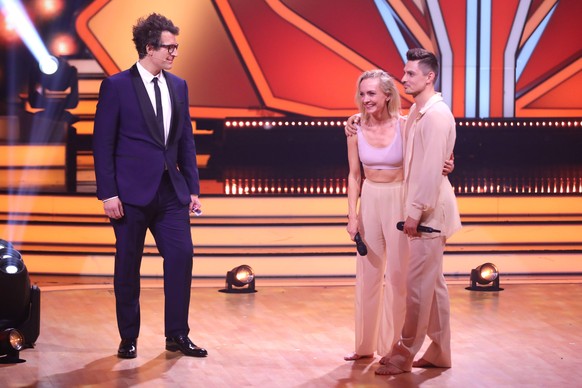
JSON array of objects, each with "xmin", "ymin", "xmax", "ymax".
[{"xmin": 93, "ymin": 65, "xmax": 199, "ymax": 206}]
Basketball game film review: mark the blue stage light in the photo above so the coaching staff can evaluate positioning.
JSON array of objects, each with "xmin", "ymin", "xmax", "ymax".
[{"xmin": 0, "ymin": 0, "xmax": 55, "ymax": 72}]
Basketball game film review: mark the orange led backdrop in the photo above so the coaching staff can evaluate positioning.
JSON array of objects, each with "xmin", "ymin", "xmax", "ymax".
[{"xmin": 76, "ymin": 0, "xmax": 582, "ymax": 119}]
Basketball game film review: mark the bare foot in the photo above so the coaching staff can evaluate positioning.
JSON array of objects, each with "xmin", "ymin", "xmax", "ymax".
[
  {"xmin": 412, "ymin": 358, "xmax": 437, "ymax": 368},
  {"xmin": 344, "ymin": 352, "xmax": 373, "ymax": 361},
  {"xmin": 375, "ymin": 364, "xmax": 407, "ymax": 375},
  {"xmin": 379, "ymin": 355, "xmax": 390, "ymax": 365}
]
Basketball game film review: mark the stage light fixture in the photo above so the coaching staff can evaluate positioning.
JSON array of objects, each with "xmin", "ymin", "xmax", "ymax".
[
  {"xmin": 0, "ymin": 328, "xmax": 25, "ymax": 364},
  {"xmin": 219, "ymin": 264, "xmax": 257, "ymax": 293},
  {"xmin": 29, "ymin": 55, "xmax": 79, "ymax": 110},
  {"xmin": 26, "ymin": 55, "xmax": 79, "ymax": 142},
  {"xmin": 0, "ymin": 239, "xmax": 13, "ymax": 250},
  {"xmin": 0, "ymin": 245, "xmax": 41, "ymax": 360},
  {"xmin": 466, "ymin": 262, "xmax": 503, "ymax": 291},
  {"xmin": 38, "ymin": 55, "xmax": 59, "ymax": 75}
]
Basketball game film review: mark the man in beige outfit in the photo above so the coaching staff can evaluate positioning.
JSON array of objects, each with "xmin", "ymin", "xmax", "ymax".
[{"xmin": 377, "ymin": 48, "xmax": 462, "ymax": 375}]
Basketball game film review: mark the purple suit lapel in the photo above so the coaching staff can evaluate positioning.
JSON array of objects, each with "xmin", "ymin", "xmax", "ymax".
[
  {"xmin": 162, "ymin": 70, "xmax": 180, "ymax": 146},
  {"xmin": 129, "ymin": 65, "xmax": 165, "ymax": 147}
]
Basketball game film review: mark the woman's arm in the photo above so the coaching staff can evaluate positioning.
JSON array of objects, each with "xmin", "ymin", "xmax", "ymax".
[{"xmin": 346, "ymin": 134, "xmax": 361, "ymax": 240}]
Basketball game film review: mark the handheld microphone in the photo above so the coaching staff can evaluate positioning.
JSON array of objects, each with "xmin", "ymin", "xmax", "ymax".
[
  {"xmin": 396, "ymin": 221, "xmax": 441, "ymax": 233},
  {"xmin": 354, "ymin": 232, "xmax": 368, "ymax": 256}
]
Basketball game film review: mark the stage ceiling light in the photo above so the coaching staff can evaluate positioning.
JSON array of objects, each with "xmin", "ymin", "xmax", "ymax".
[
  {"xmin": 0, "ymin": 245, "xmax": 41, "ymax": 361},
  {"xmin": 0, "ymin": 328, "xmax": 25, "ymax": 364},
  {"xmin": 219, "ymin": 264, "xmax": 257, "ymax": 293},
  {"xmin": 466, "ymin": 262, "xmax": 503, "ymax": 292}
]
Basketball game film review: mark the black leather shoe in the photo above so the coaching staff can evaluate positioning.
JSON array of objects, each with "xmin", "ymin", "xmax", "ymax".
[
  {"xmin": 117, "ymin": 338, "xmax": 137, "ymax": 359},
  {"xmin": 166, "ymin": 335, "xmax": 208, "ymax": 357}
]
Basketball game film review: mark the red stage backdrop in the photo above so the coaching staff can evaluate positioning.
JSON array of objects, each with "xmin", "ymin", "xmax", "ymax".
[{"xmin": 76, "ymin": 0, "xmax": 582, "ymax": 119}]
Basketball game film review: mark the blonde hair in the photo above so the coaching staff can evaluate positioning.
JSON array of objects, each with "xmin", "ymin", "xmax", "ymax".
[{"xmin": 355, "ymin": 69, "xmax": 400, "ymax": 121}]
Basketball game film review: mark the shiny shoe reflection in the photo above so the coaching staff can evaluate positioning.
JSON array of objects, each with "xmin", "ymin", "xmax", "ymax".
[
  {"xmin": 117, "ymin": 338, "xmax": 137, "ymax": 359},
  {"xmin": 165, "ymin": 335, "xmax": 208, "ymax": 357}
]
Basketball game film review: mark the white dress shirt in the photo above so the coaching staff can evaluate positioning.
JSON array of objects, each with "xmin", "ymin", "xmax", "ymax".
[{"xmin": 136, "ymin": 61, "xmax": 171, "ymax": 144}]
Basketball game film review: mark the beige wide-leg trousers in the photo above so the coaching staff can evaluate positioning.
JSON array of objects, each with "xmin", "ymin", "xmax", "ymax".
[
  {"xmin": 388, "ymin": 236, "xmax": 451, "ymax": 371},
  {"xmin": 354, "ymin": 180, "xmax": 408, "ymax": 356}
]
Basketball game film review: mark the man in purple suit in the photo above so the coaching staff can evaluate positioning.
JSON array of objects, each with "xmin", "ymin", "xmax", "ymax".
[{"xmin": 93, "ymin": 13, "xmax": 207, "ymax": 359}]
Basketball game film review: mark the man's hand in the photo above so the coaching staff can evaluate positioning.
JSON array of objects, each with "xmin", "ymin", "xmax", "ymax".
[
  {"xmin": 189, "ymin": 195, "xmax": 202, "ymax": 214},
  {"xmin": 403, "ymin": 216, "xmax": 421, "ymax": 238},
  {"xmin": 344, "ymin": 114, "xmax": 360, "ymax": 137},
  {"xmin": 442, "ymin": 153, "xmax": 455, "ymax": 175},
  {"xmin": 104, "ymin": 197, "xmax": 124, "ymax": 219}
]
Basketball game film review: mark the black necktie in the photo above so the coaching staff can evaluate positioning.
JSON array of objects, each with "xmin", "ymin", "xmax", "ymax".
[{"xmin": 152, "ymin": 77, "xmax": 164, "ymax": 141}]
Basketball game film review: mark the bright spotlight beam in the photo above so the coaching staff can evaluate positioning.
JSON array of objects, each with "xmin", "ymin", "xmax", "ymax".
[{"xmin": 0, "ymin": 0, "xmax": 57, "ymax": 74}]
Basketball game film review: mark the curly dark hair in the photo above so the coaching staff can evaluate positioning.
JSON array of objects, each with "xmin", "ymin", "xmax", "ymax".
[
  {"xmin": 406, "ymin": 48, "xmax": 439, "ymax": 80},
  {"xmin": 132, "ymin": 13, "xmax": 179, "ymax": 59}
]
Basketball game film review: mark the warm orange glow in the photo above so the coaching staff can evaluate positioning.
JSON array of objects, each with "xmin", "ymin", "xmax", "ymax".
[
  {"xmin": 0, "ymin": 14, "xmax": 20, "ymax": 44},
  {"xmin": 34, "ymin": 0, "xmax": 64, "ymax": 19},
  {"xmin": 49, "ymin": 33, "xmax": 78, "ymax": 56}
]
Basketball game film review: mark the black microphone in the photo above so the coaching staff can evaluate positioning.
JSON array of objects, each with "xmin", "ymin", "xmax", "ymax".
[
  {"xmin": 396, "ymin": 221, "xmax": 441, "ymax": 233},
  {"xmin": 354, "ymin": 232, "xmax": 368, "ymax": 256}
]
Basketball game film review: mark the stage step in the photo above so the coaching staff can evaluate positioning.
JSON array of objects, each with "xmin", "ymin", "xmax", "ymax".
[{"xmin": 1, "ymin": 194, "xmax": 581, "ymax": 278}]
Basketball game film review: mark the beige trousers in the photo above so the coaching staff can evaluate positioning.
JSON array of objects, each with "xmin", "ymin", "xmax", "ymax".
[
  {"xmin": 388, "ymin": 236, "xmax": 451, "ymax": 371},
  {"xmin": 354, "ymin": 180, "xmax": 408, "ymax": 356}
]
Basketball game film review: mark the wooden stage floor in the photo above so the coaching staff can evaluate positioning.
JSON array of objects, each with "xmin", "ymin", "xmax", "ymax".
[{"xmin": 2, "ymin": 276, "xmax": 582, "ymax": 387}]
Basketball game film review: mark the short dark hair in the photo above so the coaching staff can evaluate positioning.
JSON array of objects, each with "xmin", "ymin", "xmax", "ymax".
[
  {"xmin": 132, "ymin": 13, "xmax": 179, "ymax": 59},
  {"xmin": 406, "ymin": 48, "xmax": 439, "ymax": 80}
]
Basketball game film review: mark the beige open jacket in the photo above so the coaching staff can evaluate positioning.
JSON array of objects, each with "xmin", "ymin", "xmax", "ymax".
[{"xmin": 403, "ymin": 93, "xmax": 462, "ymax": 239}]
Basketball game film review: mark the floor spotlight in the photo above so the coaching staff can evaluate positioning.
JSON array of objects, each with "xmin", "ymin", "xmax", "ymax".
[
  {"xmin": 0, "ymin": 239, "xmax": 13, "ymax": 250},
  {"xmin": 0, "ymin": 328, "xmax": 25, "ymax": 364},
  {"xmin": 0, "ymin": 245, "xmax": 41, "ymax": 359},
  {"xmin": 466, "ymin": 262, "xmax": 503, "ymax": 291},
  {"xmin": 219, "ymin": 264, "xmax": 257, "ymax": 293}
]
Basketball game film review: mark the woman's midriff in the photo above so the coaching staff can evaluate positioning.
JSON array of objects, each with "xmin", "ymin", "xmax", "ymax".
[{"xmin": 363, "ymin": 167, "xmax": 403, "ymax": 183}]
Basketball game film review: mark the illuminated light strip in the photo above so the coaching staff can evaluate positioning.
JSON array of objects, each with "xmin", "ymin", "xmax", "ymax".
[
  {"xmin": 223, "ymin": 176, "xmax": 582, "ymax": 196},
  {"xmin": 478, "ymin": 0, "xmax": 492, "ymax": 117},
  {"xmin": 426, "ymin": 1, "xmax": 453, "ymax": 108},
  {"xmin": 224, "ymin": 178, "xmax": 348, "ymax": 196},
  {"xmin": 452, "ymin": 176, "xmax": 582, "ymax": 196},
  {"xmin": 504, "ymin": 0, "xmax": 531, "ymax": 117},
  {"xmin": 516, "ymin": 2, "xmax": 556, "ymax": 82},
  {"xmin": 374, "ymin": 0, "xmax": 407, "ymax": 63},
  {"xmin": 224, "ymin": 120, "xmax": 346, "ymax": 128},
  {"xmin": 228, "ymin": 118, "xmax": 582, "ymax": 129},
  {"xmin": 0, "ymin": 0, "xmax": 53, "ymax": 68},
  {"xmin": 465, "ymin": 0, "xmax": 478, "ymax": 117},
  {"xmin": 456, "ymin": 119, "xmax": 580, "ymax": 127}
]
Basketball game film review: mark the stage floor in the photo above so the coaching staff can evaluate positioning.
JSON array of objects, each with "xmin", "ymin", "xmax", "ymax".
[{"xmin": 3, "ymin": 276, "xmax": 582, "ymax": 387}]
